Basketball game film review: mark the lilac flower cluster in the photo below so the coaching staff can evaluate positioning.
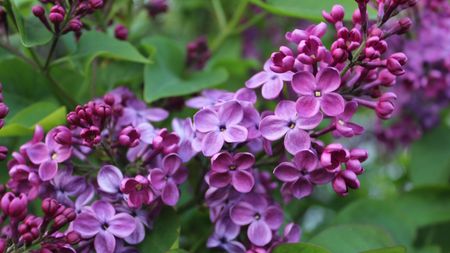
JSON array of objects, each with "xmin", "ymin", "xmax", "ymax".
[
  {"xmin": 32, "ymin": 0, "xmax": 105, "ymax": 36},
  {"xmin": 184, "ymin": 1, "xmax": 416, "ymax": 251},
  {"xmin": 0, "ymin": 83, "xmax": 8, "ymax": 161},
  {"xmin": 377, "ymin": 0, "xmax": 450, "ymax": 148},
  {"xmin": 1, "ymin": 87, "xmax": 195, "ymax": 252}
]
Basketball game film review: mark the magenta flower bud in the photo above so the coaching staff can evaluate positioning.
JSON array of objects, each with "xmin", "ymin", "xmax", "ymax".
[
  {"xmin": 68, "ymin": 18, "xmax": 82, "ymax": 32},
  {"xmin": 1, "ymin": 192, "xmax": 28, "ymax": 219},
  {"xmin": 332, "ymin": 48, "xmax": 347, "ymax": 63},
  {"xmin": 51, "ymin": 126, "xmax": 72, "ymax": 145},
  {"xmin": 52, "ymin": 215, "xmax": 68, "ymax": 230},
  {"xmin": 80, "ymin": 126, "xmax": 101, "ymax": 146},
  {"xmin": 20, "ymin": 233, "xmax": 35, "ymax": 245},
  {"xmin": 147, "ymin": 0, "xmax": 168, "ymax": 18},
  {"xmin": 270, "ymin": 46, "xmax": 295, "ymax": 73},
  {"xmin": 376, "ymin": 92, "xmax": 397, "ymax": 119},
  {"xmin": 95, "ymin": 104, "xmax": 111, "ymax": 117},
  {"xmin": 103, "ymin": 94, "xmax": 115, "ymax": 105},
  {"xmin": 0, "ymin": 238, "xmax": 6, "ymax": 253},
  {"xmin": 186, "ymin": 36, "xmax": 211, "ymax": 70},
  {"xmin": 0, "ymin": 103, "xmax": 9, "ymax": 118},
  {"xmin": 350, "ymin": 148, "xmax": 368, "ymax": 162},
  {"xmin": 89, "ymin": 0, "xmax": 104, "ymax": 9},
  {"xmin": 32, "ymin": 5, "xmax": 45, "ymax": 17},
  {"xmin": 66, "ymin": 111, "xmax": 79, "ymax": 125},
  {"xmin": 63, "ymin": 207, "xmax": 76, "ymax": 221},
  {"xmin": 396, "ymin": 17, "xmax": 412, "ymax": 34},
  {"xmin": 119, "ymin": 126, "xmax": 140, "ymax": 147},
  {"xmin": 333, "ymin": 170, "xmax": 360, "ymax": 196},
  {"xmin": 320, "ymin": 143, "xmax": 350, "ymax": 172},
  {"xmin": 0, "ymin": 146, "xmax": 7, "ymax": 161},
  {"xmin": 49, "ymin": 5, "xmax": 65, "ymax": 24},
  {"xmin": 323, "ymin": 5, "xmax": 345, "ymax": 23},
  {"xmin": 114, "ymin": 24, "xmax": 128, "ymax": 41},
  {"xmin": 352, "ymin": 9, "xmax": 361, "ymax": 24},
  {"xmin": 378, "ymin": 69, "xmax": 396, "ymax": 86},
  {"xmin": 42, "ymin": 198, "xmax": 59, "ymax": 217},
  {"xmin": 66, "ymin": 231, "xmax": 81, "ymax": 244},
  {"xmin": 387, "ymin": 53, "xmax": 407, "ymax": 76}
]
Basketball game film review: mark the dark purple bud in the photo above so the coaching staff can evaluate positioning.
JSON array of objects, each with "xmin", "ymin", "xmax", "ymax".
[
  {"xmin": 49, "ymin": 5, "xmax": 65, "ymax": 24},
  {"xmin": 1, "ymin": 192, "xmax": 28, "ymax": 219},
  {"xmin": 387, "ymin": 52, "xmax": 407, "ymax": 76},
  {"xmin": 89, "ymin": 0, "xmax": 104, "ymax": 9},
  {"xmin": 32, "ymin": 5, "xmax": 45, "ymax": 17},
  {"xmin": 0, "ymin": 146, "xmax": 8, "ymax": 161},
  {"xmin": 378, "ymin": 69, "xmax": 396, "ymax": 86},
  {"xmin": 52, "ymin": 215, "xmax": 68, "ymax": 230},
  {"xmin": 147, "ymin": 0, "xmax": 168, "ymax": 18},
  {"xmin": 66, "ymin": 111, "xmax": 79, "ymax": 125},
  {"xmin": 0, "ymin": 238, "xmax": 6, "ymax": 253},
  {"xmin": 42, "ymin": 198, "xmax": 59, "ymax": 217},
  {"xmin": 376, "ymin": 92, "xmax": 397, "ymax": 119},
  {"xmin": 68, "ymin": 18, "xmax": 82, "ymax": 32},
  {"xmin": 322, "ymin": 4, "xmax": 345, "ymax": 23},
  {"xmin": 103, "ymin": 94, "xmax": 115, "ymax": 105},
  {"xmin": 186, "ymin": 36, "xmax": 211, "ymax": 70},
  {"xmin": 66, "ymin": 231, "xmax": 81, "ymax": 244},
  {"xmin": 95, "ymin": 104, "xmax": 111, "ymax": 117},
  {"xmin": 119, "ymin": 126, "xmax": 140, "ymax": 147},
  {"xmin": 114, "ymin": 24, "xmax": 128, "ymax": 40},
  {"xmin": 0, "ymin": 103, "xmax": 9, "ymax": 118},
  {"xmin": 270, "ymin": 46, "xmax": 295, "ymax": 73},
  {"xmin": 80, "ymin": 126, "xmax": 101, "ymax": 146}
]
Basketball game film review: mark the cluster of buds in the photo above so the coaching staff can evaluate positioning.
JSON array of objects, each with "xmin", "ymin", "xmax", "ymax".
[
  {"xmin": 145, "ymin": 0, "xmax": 168, "ymax": 18},
  {"xmin": 32, "ymin": 0, "xmax": 104, "ymax": 35},
  {"xmin": 186, "ymin": 36, "xmax": 211, "ymax": 70},
  {"xmin": 0, "ymin": 83, "xmax": 8, "ymax": 160}
]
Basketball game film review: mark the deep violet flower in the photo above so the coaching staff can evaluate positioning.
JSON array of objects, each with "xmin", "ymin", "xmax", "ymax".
[
  {"xmin": 292, "ymin": 67, "xmax": 345, "ymax": 117},
  {"xmin": 259, "ymin": 100, "xmax": 322, "ymax": 155},
  {"xmin": 26, "ymin": 129, "xmax": 72, "ymax": 181},
  {"xmin": 194, "ymin": 101, "xmax": 248, "ymax": 156},
  {"xmin": 207, "ymin": 215, "xmax": 246, "ymax": 253},
  {"xmin": 230, "ymin": 194, "xmax": 283, "ymax": 246},
  {"xmin": 209, "ymin": 152, "xmax": 255, "ymax": 193},
  {"xmin": 120, "ymin": 175, "xmax": 154, "ymax": 208},
  {"xmin": 73, "ymin": 201, "xmax": 136, "ymax": 253},
  {"xmin": 245, "ymin": 60, "xmax": 293, "ymax": 100},
  {"xmin": 149, "ymin": 153, "xmax": 187, "ymax": 206}
]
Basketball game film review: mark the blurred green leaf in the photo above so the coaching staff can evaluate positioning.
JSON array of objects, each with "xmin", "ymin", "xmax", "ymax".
[
  {"xmin": 139, "ymin": 207, "xmax": 180, "ymax": 253},
  {"xmin": 166, "ymin": 250, "xmax": 189, "ymax": 253},
  {"xmin": 143, "ymin": 37, "xmax": 228, "ymax": 102},
  {"xmin": 273, "ymin": 242, "xmax": 331, "ymax": 253},
  {"xmin": 4, "ymin": 0, "xmax": 53, "ymax": 47},
  {"xmin": 249, "ymin": 0, "xmax": 377, "ymax": 21},
  {"xmin": 309, "ymin": 224, "xmax": 395, "ymax": 253},
  {"xmin": 361, "ymin": 246, "xmax": 406, "ymax": 253},
  {"xmin": 409, "ymin": 125, "xmax": 450, "ymax": 186}
]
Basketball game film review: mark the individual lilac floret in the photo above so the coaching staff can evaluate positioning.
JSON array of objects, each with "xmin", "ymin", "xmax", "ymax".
[
  {"xmin": 73, "ymin": 201, "xmax": 136, "ymax": 253},
  {"xmin": 245, "ymin": 60, "xmax": 294, "ymax": 100},
  {"xmin": 333, "ymin": 101, "xmax": 364, "ymax": 137},
  {"xmin": 292, "ymin": 67, "xmax": 345, "ymax": 117},
  {"xmin": 149, "ymin": 153, "xmax": 187, "ymax": 206},
  {"xmin": 97, "ymin": 165, "xmax": 123, "ymax": 195},
  {"xmin": 207, "ymin": 215, "xmax": 246, "ymax": 253},
  {"xmin": 194, "ymin": 101, "xmax": 248, "ymax": 156},
  {"xmin": 230, "ymin": 194, "xmax": 283, "ymax": 247},
  {"xmin": 26, "ymin": 128, "xmax": 72, "ymax": 181},
  {"xmin": 120, "ymin": 175, "xmax": 154, "ymax": 208},
  {"xmin": 209, "ymin": 152, "xmax": 255, "ymax": 193},
  {"xmin": 259, "ymin": 101, "xmax": 322, "ymax": 155}
]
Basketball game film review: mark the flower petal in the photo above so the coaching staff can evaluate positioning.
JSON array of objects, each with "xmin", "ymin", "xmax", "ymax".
[
  {"xmin": 94, "ymin": 231, "xmax": 116, "ymax": 253},
  {"xmin": 259, "ymin": 116, "xmax": 289, "ymax": 141},
  {"xmin": 293, "ymin": 150, "xmax": 318, "ymax": 172},
  {"xmin": 247, "ymin": 221, "xmax": 272, "ymax": 246},
  {"xmin": 39, "ymin": 160, "xmax": 58, "ymax": 181},
  {"xmin": 202, "ymin": 132, "xmax": 224, "ymax": 157},
  {"xmin": 73, "ymin": 212, "xmax": 101, "ymax": 238},
  {"xmin": 209, "ymin": 172, "xmax": 232, "ymax": 188},
  {"xmin": 108, "ymin": 213, "xmax": 137, "ymax": 238},
  {"xmin": 163, "ymin": 153, "xmax": 182, "ymax": 175},
  {"xmin": 274, "ymin": 100, "xmax": 297, "ymax": 120},
  {"xmin": 230, "ymin": 202, "xmax": 255, "ymax": 225},
  {"xmin": 124, "ymin": 219, "xmax": 145, "ymax": 244},
  {"xmin": 264, "ymin": 206, "xmax": 283, "ymax": 229},
  {"xmin": 223, "ymin": 125, "xmax": 248, "ymax": 143},
  {"xmin": 245, "ymin": 71, "xmax": 270, "ymax": 88},
  {"xmin": 273, "ymin": 162, "xmax": 299, "ymax": 182},
  {"xmin": 261, "ymin": 78, "xmax": 283, "ymax": 100},
  {"xmin": 211, "ymin": 152, "xmax": 234, "ymax": 172},
  {"xmin": 92, "ymin": 200, "xmax": 115, "ymax": 223},
  {"xmin": 219, "ymin": 101, "xmax": 244, "ymax": 126},
  {"xmin": 234, "ymin": 152, "xmax": 255, "ymax": 170},
  {"xmin": 194, "ymin": 109, "xmax": 219, "ymax": 132},
  {"xmin": 321, "ymin": 93, "xmax": 345, "ymax": 116},
  {"xmin": 316, "ymin": 67, "xmax": 341, "ymax": 93},
  {"xmin": 292, "ymin": 71, "xmax": 316, "ymax": 96},
  {"xmin": 291, "ymin": 177, "xmax": 313, "ymax": 199},
  {"xmin": 296, "ymin": 112, "xmax": 323, "ymax": 130},
  {"xmin": 161, "ymin": 180, "xmax": 180, "ymax": 206},
  {"xmin": 232, "ymin": 170, "xmax": 255, "ymax": 193},
  {"xmin": 149, "ymin": 169, "xmax": 166, "ymax": 190},
  {"xmin": 26, "ymin": 143, "xmax": 49, "ymax": 164},
  {"xmin": 98, "ymin": 165, "xmax": 123, "ymax": 194},
  {"xmin": 296, "ymin": 96, "xmax": 320, "ymax": 118},
  {"xmin": 284, "ymin": 128, "xmax": 311, "ymax": 155}
]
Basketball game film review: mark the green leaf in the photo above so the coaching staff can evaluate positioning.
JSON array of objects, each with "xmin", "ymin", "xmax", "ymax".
[
  {"xmin": 361, "ymin": 246, "xmax": 406, "ymax": 253},
  {"xmin": 309, "ymin": 224, "xmax": 395, "ymax": 253},
  {"xmin": 273, "ymin": 242, "xmax": 331, "ymax": 253},
  {"xmin": 5, "ymin": 0, "xmax": 53, "ymax": 47},
  {"xmin": 139, "ymin": 207, "xmax": 180, "ymax": 253},
  {"xmin": 409, "ymin": 125, "xmax": 450, "ymax": 186},
  {"xmin": 249, "ymin": 0, "xmax": 377, "ymax": 21},
  {"xmin": 0, "ymin": 102, "xmax": 66, "ymax": 137},
  {"xmin": 143, "ymin": 37, "xmax": 228, "ymax": 102},
  {"xmin": 166, "ymin": 250, "xmax": 189, "ymax": 253}
]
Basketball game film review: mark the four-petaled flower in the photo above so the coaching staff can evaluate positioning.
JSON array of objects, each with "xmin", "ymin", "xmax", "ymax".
[{"xmin": 120, "ymin": 175, "xmax": 154, "ymax": 208}]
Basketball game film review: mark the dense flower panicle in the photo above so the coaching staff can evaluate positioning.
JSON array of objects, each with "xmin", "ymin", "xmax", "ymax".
[{"xmin": 0, "ymin": 83, "xmax": 9, "ymax": 160}]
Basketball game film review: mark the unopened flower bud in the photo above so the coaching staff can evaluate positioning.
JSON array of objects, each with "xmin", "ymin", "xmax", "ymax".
[
  {"xmin": 66, "ymin": 231, "xmax": 81, "ymax": 244},
  {"xmin": 378, "ymin": 69, "xmax": 396, "ymax": 86},
  {"xmin": 42, "ymin": 198, "xmax": 59, "ymax": 217},
  {"xmin": 387, "ymin": 52, "xmax": 407, "ymax": 76},
  {"xmin": 68, "ymin": 18, "xmax": 82, "ymax": 32},
  {"xmin": 0, "ymin": 146, "xmax": 7, "ymax": 161},
  {"xmin": 1, "ymin": 192, "xmax": 28, "ymax": 219},
  {"xmin": 119, "ymin": 126, "xmax": 140, "ymax": 147},
  {"xmin": 89, "ymin": 0, "xmax": 104, "ymax": 9},
  {"xmin": 32, "ymin": 5, "xmax": 45, "ymax": 17},
  {"xmin": 0, "ymin": 103, "xmax": 9, "ymax": 118},
  {"xmin": 270, "ymin": 46, "xmax": 295, "ymax": 73},
  {"xmin": 103, "ymin": 94, "xmax": 115, "ymax": 105},
  {"xmin": 49, "ymin": 5, "xmax": 65, "ymax": 24},
  {"xmin": 322, "ymin": 4, "xmax": 345, "ymax": 23},
  {"xmin": 0, "ymin": 238, "xmax": 6, "ymax": 253},
  {"xmin": 376, "ymin": 92, "xmax": 397, "ymax": 119},
  {"xmin": 114, "ymin": 24, "xmax": 128, "ymax": 40}
]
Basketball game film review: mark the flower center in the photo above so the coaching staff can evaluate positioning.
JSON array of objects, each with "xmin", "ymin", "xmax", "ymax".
[
  {"xmin": 135, "ymin": 184, "xmax": 143, "ymax": 191},
  {"xmin": 270, "ymin": 75, "xmax": 277, "ymax": 80},
  {"xmin": 51, "ymin": 153, "xmax": 58, "ymax": 160},
  {"xmin": 338, "ymin": 119, "xmax": 345, "ymax": 125},
  {"xmin": 254, "ymin": 213, "xmax": 261, "ymax": 220},
  {"xmin": 219, "ymin": 125, "xmax": 226, "ymax": 132},
  {"xmin": 288, "ymin": 122, "xmax": 296, "ymax": 129},
  {"xmin": 102, "ymin": 222, "xmax": 109, "ymax": 230},
  {"xmin": 314, "ymin": 90, "xmax": 322, "ymax": 97},
  {"xmin": 229, "ymin": 165, "xmax": 237, "ymax": 171}
]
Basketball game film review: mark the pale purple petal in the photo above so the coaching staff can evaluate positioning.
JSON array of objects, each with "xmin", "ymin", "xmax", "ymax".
[
  {"xmin": 53, "ymin": 146, "xmax": 72, "ymax": 163},
  {"xmin": 39, "ymin": 160, "xmax": 58, "ymax": 181},
  {"xmin": 274, "ymin": 100, "xmax": 297, "ymax": 120},
  {"xmin": 223, "ymin": 125, "xmax": 248, "ymax": 143},
  {"xmin": 92, "ymin": 201, "xmax": 115, "ymax": 222},
  {"xmin": 108, "ymin": 213, "xmax": 137, "ymax": 238},
  {"xmin": 223, "ymin": 241, "xmax": 246, "ymax": 253},
  {"xmin": 296, "ymin": 112, "xmax": 323, "ymax": 130},
  {"xmin": 261, "ymin": 78, "xmax": 283, "ymax": 100},
  {"xmin": 202, "ymin": 132, "xmax": 224, "ymax": 156},
  {"xmin": 321, "ymin": 93, "xmax": 345, "ymax": 116},
  {"xmin": 26, "ymin": 143, "xmax": 49, "ymax": 164},
  {"xmin": 219, "ymin": 101, "xmax": 243, "ymax": 126},
  {"xmin": 341, "ymin": 101, "xmax": 358, "ymax": 121},
  {"xmin": 148, "ymin": 169, "xmax": 165, "ymax": 190},
  {"xmin": 264, "ymin": 206, "xmax": 283, "ymax": 229},
  {"xmin": 230, "ymin": 202, "xmax": 255, "ymax": 225},
  {"xmin": 316, "ymin": 67, "xmax": 341, "ymax": 93},
  {"xmin": 232, "ymin": 170, "xmax": 254, "ymax": 193},
  {"xmin": 292, "ymin": 71, "xmax": 316, "ymax": 95},
  {"xmin": 284, "ymin": 128, "xmax": 311, "ymax": 155},
  {"xmin": 161, "ymin": 180, "xmax": 179, "ymax": 206},
  {"xmin": 94, "ymin": 231, "xmax": 116, "ymax": 253},
  {"xmin": 163, "ymin": 153, "xmax": 182, "ymax": 175},
  {"xmin": 98, "ymin": 165, "xmax": 123, "ymax": 194},
  {"xmin": 143, "ymin": 108, "xmax": 168, "ymax": 121},
  {"xmin": 245, "ymin": 71, "xmax": 270, "ymax": 89},
  {"xmin": 248, "ymin": 221, "xmax": 272, "ymax": 246},
  {"xmin": 194, "ymin": 109, "xmax": 219, "ymax": 132},
  {"xmin": 209, "ymin": 172, "xmax": 232, "ymax": 188},
  {"xmin": 296, "ymin": 96, "xmax": 320, "ymax": 118},
  {"xmin": 125, "ymin": 219, "xmax": 145, "ymax": 244},
  {"xmin": 259, "ymin": 116, "xmax": 289, "ymax": 141},
  {"xmin": 73, "ymin": 212, "xmax": 101, "ymax": 238},
  {"xmin": 273, "ymin": 162, "xmax": 299, "ymax": 182}
]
